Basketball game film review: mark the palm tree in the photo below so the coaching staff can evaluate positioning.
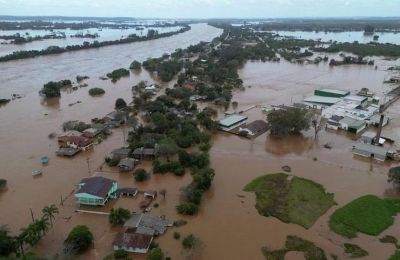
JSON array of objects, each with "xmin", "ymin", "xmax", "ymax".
[
  {"xmin": 35, "ymin": 218, "xmax": 49, "ymax": 237},
  {"xmin": 15, "ymin": 234, "xmax": 25, "ymax": 257},
  {"xmin": 20, "ymin": 225, "xmax": 39, "ymax": 246},
  {"xmin": 42, "ymin": 204, "xmax": 59, "ymax": 227}
]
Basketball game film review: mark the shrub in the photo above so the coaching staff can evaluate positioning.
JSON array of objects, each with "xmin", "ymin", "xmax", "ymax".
[
  {"xmin": 173, "ymin": 232, "xmax": 181, "ymax": 240},
  {"xmin": 176, "ymin": 203, "xmax": 198, "ymax": 215},
  {"xmin": 0, "ymin": 179, "xmax": 6, "ymax": 190},
  {"xmin": 134, "ymin": 168, "xmax": 149, "ymax": 182},
  {"xmin": 89, "ymin": 88, "xmax": 105, "ymax": 96},
  {"xmin": 114, "ymin": 249, "xmax": 128, "ymax": 259},
  {"xmin": 148, "ymin": 248, "xmax": 164, "ymax": 260},
  {"xmin": 107, "ymin": 68, "xmax": 129, "ymax": 81},
  {"xmin": 182, "ymin": 234, "xmax": 197, "ymax": 249},
  {"xmin": 64, "ymin": 225, "xmax": 94, "ymax": 255},
  {"xmin": 106, "ymin": 157, "xmax": 121, "ymax": 167}
]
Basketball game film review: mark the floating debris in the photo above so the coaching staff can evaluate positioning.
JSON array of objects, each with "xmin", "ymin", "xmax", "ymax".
[
  {"xmin": 281, "ymin": 165, "xmax": 292, "ymax": 172},
  {"xmin": 32, "ymin": 169, "xmax": 43, "ymax": 177}
]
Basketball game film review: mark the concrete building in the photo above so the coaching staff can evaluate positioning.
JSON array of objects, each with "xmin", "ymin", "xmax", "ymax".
[
  {"xmin": 339, "ymin": 117, "xmax": 367, "ymax": 134},
  {"xmin": 218, "ymin": 114, "xmax": 248, "ymax": 131},
  {"xmin": 303, "ymin": 96, "xmax": 341, "ymax": 107}
]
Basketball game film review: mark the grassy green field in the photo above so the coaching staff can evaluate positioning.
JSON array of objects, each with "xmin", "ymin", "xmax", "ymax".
[
  {"xmin": 329, "ymin": 195, "xmax": 400, "ymax": 238},
  {"xmin": 262, "ymin": 235, "xmax": 327, "ymax": 260},
  {"xmin": 244, "ymin": 173, "xmax": 335, "ymax": 228}
]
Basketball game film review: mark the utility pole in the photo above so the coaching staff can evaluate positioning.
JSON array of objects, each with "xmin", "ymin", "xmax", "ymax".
[
  {"xmin": 86, "ymin": 157, "xmax": 90, "ymax": 175},
  {"xmin": 29, "ymin": 208, "xmax": 35, "ymax": 223}
]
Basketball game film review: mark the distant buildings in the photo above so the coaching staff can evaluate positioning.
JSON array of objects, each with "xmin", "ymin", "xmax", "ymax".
[{"xmin": 75, "ymin": 176, "xmax": 118, "ymax": 206}]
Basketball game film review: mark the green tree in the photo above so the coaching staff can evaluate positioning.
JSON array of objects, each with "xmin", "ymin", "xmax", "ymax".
[
  {"xmin": 42, "ymin": 204, "xmax": 59, "ymax": 227},
  {"xmin": 158, "ymin": 138, "xmax": 179, "ymax": 162},
  {"xmin": 134, "ymin": 168, "xmax": 149, "ymax": 182},
  {"xmin": 388, "ymin": 167, "xmax": 400, "ymax": 189},
  {"xmin": 35, "ymin": 218, "xmax": 50, "ymax": 237},
  {"xmin": 176, "ymin": 203, "xmax": 198, "ymax": 215},
  {"xmin": 64, "ymin": 225, "xmax": 94, "ymax": 255},
  {"xmin": 88, "ymin": 88, "xmax": 105, "ymax": 96},
  {"xmin": 130, "ymin": 60, "xmax": 142, "ymax": 70},
  {"xmin": 148, "ymin": 247, "xmax": 164, "ymax": 260},
  {"xmin": 109, "ymin": 208, "xmax": 131, "ymax": 225},
  {"xmin": 268, "ymin": 107, "xmax": 311, "ymax": 135},
  {"xmin": 0, "ymin": 227, "xmax": 17, "ymax": 257},
  {"xmin": 115, "ymin": 98, "xmax": 127, "ymax": 110}
]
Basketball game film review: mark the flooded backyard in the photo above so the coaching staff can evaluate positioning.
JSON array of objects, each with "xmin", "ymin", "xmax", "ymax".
[{"xmin": 1, "ymin": 23, "xmax": 400, "ymax": 260}]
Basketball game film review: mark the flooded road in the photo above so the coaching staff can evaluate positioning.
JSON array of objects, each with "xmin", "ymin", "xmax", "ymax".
[{"xmin": 1, "ymin": 23, "xmax": 400, "ymax": 260}]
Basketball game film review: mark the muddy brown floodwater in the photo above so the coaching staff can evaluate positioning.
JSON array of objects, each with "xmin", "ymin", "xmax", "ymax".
[{"xmin": 1, "ymin": 24, "xmax": 400, "ymax": 260}]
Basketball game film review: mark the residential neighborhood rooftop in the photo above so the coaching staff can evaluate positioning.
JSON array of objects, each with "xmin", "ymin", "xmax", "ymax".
[{"xmin": 77, "ymin": 176, "xmax": 116, "ymax": 198}]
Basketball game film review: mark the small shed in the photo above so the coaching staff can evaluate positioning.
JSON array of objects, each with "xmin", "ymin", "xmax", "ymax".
[
  {"xmin": 144, "ymin": 191, "xmax": 157, "ymax": 199},
  {"xmin": 118, "ymin": 187, "xmax": 138, "ymax": 197},
  {"xmin": 118, "ymin": 158, "xmax": 136, "ymax": 172},
  {"xmin": 133, "ymin": 147, "xmax": 158, "ymax": 160},
  {"xmin": 352, "ymin": 143, "xmax": 388, "ymax": 161},
  {"xmin": 56, "ymin": 147, "xmax": 81, "ymax": 157}
]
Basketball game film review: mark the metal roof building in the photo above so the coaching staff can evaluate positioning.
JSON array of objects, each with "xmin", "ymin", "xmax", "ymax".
[
  {"xmin": 352, "ymin": 143, "xmax": 388, "ymax": 161},
  {"xmin": 218, "ymin": 114, "xmax": 248, "ymax": 131},
  {"xmin": 304, "ymin": 95, "xmax": 341, "ymax": 106},
  {"xmin": 314, "ymin": 88, "xmax": 350, "ymax": 98}
]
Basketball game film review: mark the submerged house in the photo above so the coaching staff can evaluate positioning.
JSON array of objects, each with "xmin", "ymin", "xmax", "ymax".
[
  {"xmin": 118, "ymin": 158, "xmax": 137, "ymax": 172},
  {"xmin": 326, "ymin": 115, "xmax": 344, "ymax": 130},
  {"xmin": 111, "ymin": 148, "xmax": 132, "ymax": 159},
  {"xmin": 75, "ymin": 176, "xmax": 118, "ymax": 206},
  {"xmin": 58, "ymin": 135, "xmax": 93, "ymax": 151},
  {"xmin": 238, "ymin": 120, "xmax": 269, "ymax": 137},
  {"xmin": 218, "ymin": 114, "xmax": 248, "ymax": 131},
  {"xmin": 113, "ymin": 213, "xmax": 172, "ymax": 254},
  {"xmin": 132, "ymin": 147, "xmax": 158, "ymax": 160}
]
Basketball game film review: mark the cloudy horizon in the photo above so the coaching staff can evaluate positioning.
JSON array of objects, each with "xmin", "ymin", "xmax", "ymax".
[{"xmin": 0, "ymin": 0, "xmax": 399, "ymax": 19}]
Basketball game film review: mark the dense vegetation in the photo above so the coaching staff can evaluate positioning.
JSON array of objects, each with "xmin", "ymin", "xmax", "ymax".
[
  {"xmin": 262, "ymin": 235, "xmax": 327, "ymax": 260},
  {"xmin": 106, "ymin": 68, "xmax": 130, "ymax": 82},
  {"xmin": 40, "ymin": 79, "xmax": 72, "ymax": 98},
  {"xmin": 329, "ymin": 195, "xmax": 400, "ymax": 238},
  {"xmin": 244, "ymin": 173, "xmax": 335, "ymax": 228},
  {"xmin": 312, "ymin": 42, "xmax": 400, "ymax": 57},
  {"xmin": 0, "ymin": 204, "xmax": 59, "ymax": 258}
]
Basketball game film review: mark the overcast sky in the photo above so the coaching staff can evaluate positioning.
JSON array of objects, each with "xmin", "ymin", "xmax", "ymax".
[{"xmin": 0, "ymin": 0, "xmax": 399, "ymax": 18}]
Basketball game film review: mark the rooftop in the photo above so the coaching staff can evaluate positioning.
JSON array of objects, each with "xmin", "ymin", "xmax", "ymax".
[
  {"xmin": 124, "ymin": 213, "xmax": 171, "ymax": 236},
  {"xmin": 304, "ymin": 95, "xmax": 341, "ymax": 105},
  {"xmin": 316, "ymin": 88, "xmax": 350, "ymax": 96},
  {"xmin": 77, "ymin": 176, "xmax": 115, "ymax": 198},
  {"xmin": 219, "ymin": 114, "xmax": 248, "ymax": 127},
  {"xmin": 113, "ymin": 227, "xmax": 153, "ymax": 251},
  {"xmin": 353, "ymin": 143, "xmax": 388, "ymax": 156},
  {"xmin": 339, "ymin": 116, "xmax": 366, "ymax": 128}
]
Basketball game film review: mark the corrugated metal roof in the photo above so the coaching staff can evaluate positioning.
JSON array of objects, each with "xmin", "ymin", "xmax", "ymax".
[
  {"xmin": 304, "ymin": 95, "xmax": 341, "ymax": 105},
  {"xmin": 317, "ymin": 88, "xmax": 349, "ymax": 95},
  {"xmin": 353, "ymin": 143, "xmax": 388, "ymax": 157},
  {"xmin": 219, "ymin": 114, "xmax": 248, "ymax": 127}
]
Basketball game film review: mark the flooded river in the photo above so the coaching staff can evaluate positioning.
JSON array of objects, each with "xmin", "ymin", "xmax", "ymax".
[
  {"xmin": 1, "ymin": 22, "xmax": 400, "ymax": 260},
  {"xmin": 0, "ymin": 26, "xmax": 184, "ymax": 57}
]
